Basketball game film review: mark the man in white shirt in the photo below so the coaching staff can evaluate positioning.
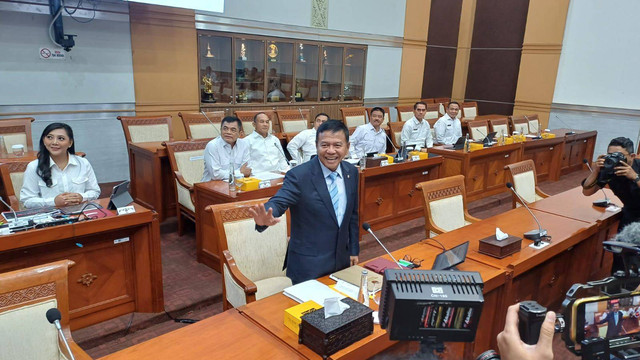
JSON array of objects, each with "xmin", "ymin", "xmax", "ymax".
[
  {"xmin": 202, "ymin": 116, "xmax": 251, "ymax": 182},
  {"xmin": 401, "ymin": 101, "xmax": 433, "ymax": 150},
  {"xmin": 434, "ymin": 101, "xmax": 463, "ymax": 145},
  {"xmin": 286, "ymin": 113, "xmax": 329, "ymax": 164},
  {"xmin": 349, "ymin": 107, "xmax": 387, "ymax": 157},
  {"xmin": 246, "ymin": 112, "xmax": 289, "ymax": 174}
]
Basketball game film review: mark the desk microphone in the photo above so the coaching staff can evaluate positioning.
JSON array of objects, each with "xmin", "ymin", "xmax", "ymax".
[
  {"xmin": 553, "ymin": 115, "xmax": 575, "ymax": 135},
  {"xmin": 362, "ymin": 222, "xmax": 403, "ymax": 269},
  {"xmin": 582, "ymin": 158, "xmax": 610, "ymax": 207},
  {"xmin": 0, "ymin": 196, "xmax": 31, "ymax": 231},
  {"xmin": 201, "ymin": 111, "xmax": 221, "ymax": 137},
  {"xmin": 383, "ymin": 131, "xmax": 399, "ymax": 155},
  {"xmin": 273, "ymin": 142, "xmax": 291, "ymax": 166},
  {"xmin": 46, "ymin": 308, "xmax": 75, "ymax": 360},
  {"xmin": 505, "ymin": 182, "xmax": 548, "ymax": 244}
]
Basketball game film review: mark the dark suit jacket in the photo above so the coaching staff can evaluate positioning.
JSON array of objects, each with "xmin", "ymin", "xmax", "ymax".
[
  {"xmin": 597, "ymin": 310, "xmax": 624, "ymax": 338},
  {"xmin": 259, "ymin": 157, "xmax": 359, "ymax": 284}
]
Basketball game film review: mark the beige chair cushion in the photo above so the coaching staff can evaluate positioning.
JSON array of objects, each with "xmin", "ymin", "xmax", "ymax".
[
  {"xmin": 128, "ymin": 124, "xmax": 170, "ymax": 143},
  {"xmin": 345, "ymin": 115, "xmax": 365, "ymax": 128},
  {"xmin": 513, "ymin": 171, "xmax": 538, "ymax": 203},
  {"xmin": 189, "ymin": 123, "xmax": 219, "ymax": 139},
  {"xmin": 0, "ymin": 298, "xmax": 65, "ymax": 360},
  {"xmin": 429, "ymin": 195, "xmax": 468, "ymax": 232},
  {"xmin": 400, "ymin": 111, "xmax": 413, "ymax": 121},
  {"xmin": 224, "ymin": 263, "xmax": 249, "ymax": 308},
  {"xmin": 282, "ymin": 120, "xmax": 308, "ymax": 133},
  {"xmin": 255, "ymin": 276, "xmax": 292, "ymax": 300},
  {"xmin": 514, "ymin": 122, "xmax": 529, "ymax": 135},
  {"xmin": 242, "ymin": 122, "xmax": 254, "ymax": 136},
  {"xmin": 173, "ymin": 149, "xmax": 204, "ymax": 212},
  {"xmin": 470, "ymin": 126, "xmax": 488, "ymax": 141},
  {"xmin": 493, "ymin": 124, "xmax": 509, "ymax": 137},
  {"xmin": 176, "ymin": 180, "xmax": 194, "ymax": 212},
  {"xmin": 394, "ymin": 131, "xmax": 401, "ymax": 147},
  {"xmin": 10, "ymin": 171, "xmax": 25, "ymax": 203},
  {"xmin": 439, "ymin": 103, "xmax": 445, "ymax": 116},
  {"xmin": 425, "ymin": 111, "xmax": 438, "ymax": 119},
  {"xmin": 528, "ymin": 119, "xmax": 539, "ymax": 134},
  {"xmin": 2, "ymin": 133, "xmax": 28, "ymax": 153},
  {"xmin": 381, "ymin": 113, "xmax": 389, "ymax": 128},
  {"xmin": 464, "ymin": 107, "xmax": 477, "ymax": 118}
]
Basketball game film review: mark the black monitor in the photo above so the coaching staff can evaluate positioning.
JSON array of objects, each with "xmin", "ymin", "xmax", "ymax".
[{"xmin": 431, "ymin": 241, "xmax": 469, "ymax": 270}]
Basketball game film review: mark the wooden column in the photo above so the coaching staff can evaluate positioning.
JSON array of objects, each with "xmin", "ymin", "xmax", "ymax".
[
  {"xmin": 451, "ymin": 0, "xmax": 476, "ymax": 103},
  {"xmin": 398, "ymin": 0, "xmax": 431, "ymax": 106}
]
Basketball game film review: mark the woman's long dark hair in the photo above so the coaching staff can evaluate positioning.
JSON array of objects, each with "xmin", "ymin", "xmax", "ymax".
[{"xmin": 37, "ymin": 123, "xmax": 76, "ymax": 187}]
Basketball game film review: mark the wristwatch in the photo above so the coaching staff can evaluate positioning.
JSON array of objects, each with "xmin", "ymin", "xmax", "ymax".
[{"xmin": 635, "ymin": 174, "xmax": 640, "ymax": 183}]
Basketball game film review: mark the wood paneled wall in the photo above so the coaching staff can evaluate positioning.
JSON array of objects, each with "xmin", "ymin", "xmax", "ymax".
[{"xmin": 397, "ymin": 0, "xmax": 431, "ymax": 106}]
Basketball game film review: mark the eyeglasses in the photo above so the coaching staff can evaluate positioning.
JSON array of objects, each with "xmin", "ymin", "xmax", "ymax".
[{"xmin": 403, "ymin": 254, "xmax": 423, "ymax": 268}]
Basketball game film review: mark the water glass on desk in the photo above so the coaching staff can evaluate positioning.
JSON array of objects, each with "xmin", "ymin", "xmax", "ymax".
[{"xmin": 12, "ymin": 144, "xmax": 24, "ymax": 157}]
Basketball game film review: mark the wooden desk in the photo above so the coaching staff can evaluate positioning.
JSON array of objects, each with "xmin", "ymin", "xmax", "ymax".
[
  {"xmin": 127, "ymin": 141, "xmax": 176, "ymax": 222},
  {"xmin": 359, "ymin": 156, "xmax": 442, "ymax": 239},
  {"xmin": 521, "ymin": 136, "xmax": 564, "ymax": 181},
  {"xmin": 0, "ymin": 198, "xmax": 163, "ymax": 329},
  {"xmin": 239, "ymin": 241, "xmax": 506, "ymax": 360},
  {"xmin": 99, "ymin": 310, "xmax": 304, "ymax": 360},
  {"xmin": 550, "ymin": 129, "xmax": 597, "ymax": 175},
  {"xmin": 428, "ymin": 143, "xmax": 522, "ymax": 201},
  {"xmin": 195, "ymin": 179, "xmax": 284, "ymax": 271}
]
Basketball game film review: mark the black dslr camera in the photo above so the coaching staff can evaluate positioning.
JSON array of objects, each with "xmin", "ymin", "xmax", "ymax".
[{"xmin": 597, "ymin": 152, "xmax": 627, "ymax": 184}]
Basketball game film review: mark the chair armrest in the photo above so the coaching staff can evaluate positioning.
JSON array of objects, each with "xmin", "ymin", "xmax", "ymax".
[
  {"xmin": 68, "ymin": 341, "xmax": 93, "ymax": 360},
  {"xmin": 174, "ymin": 171, "xmax": 193, "ymax": 191},
  {"xmin": 222, "ymin": 250, "xmax": 257, "ymax": 297},
  {"xmin": 464, "ymin": 212, "xmax": 481, "ymax": 223},
  {"xmin": 535, "ymin": 186, "xmax": 550, "ymax": 198},
  {"xmin": 428, "ymin": 222, "xmax": 448, "ymax": 235},
  {"xmin": 8, "ymin": 195, "xmax": 19, "ymax": 210}
]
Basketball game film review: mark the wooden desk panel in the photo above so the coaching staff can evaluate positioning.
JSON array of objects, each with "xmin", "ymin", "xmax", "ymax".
[
  {"xmin": 359, "ymin": 157, "xmax": 442, "ymax": 240},
  {"xmin": 521, "ymin": 137, "xmax": 564, "ymax": 181},
  {"xmin": 127, "ymin": 141, "xmax": 176, "ymax": 222},
  {"xmin": 0, "ymin": 199, "xmax": 163, "ymax": 329},
  {"xmin": 429, "ymin": 143, "xmax": 521, "ymax": 201},
  {"xmin": 195, "ymin": 179, "xmax": 284, "ymax": 271},
  {"xmin": 99, "ymin": 310, "xmax": 304, "ymax": 360},
  {"xmin": 550, "ymin": 129, "xmax": 597, "ymax": 175}
]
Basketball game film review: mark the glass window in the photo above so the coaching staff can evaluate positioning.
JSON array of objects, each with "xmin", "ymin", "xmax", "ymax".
[
  {"xmin": 344, "ymin": 48, "xmax": 365, "ymax": 101},
  {"xmin": 235, "ymin": 38, "xmax": 265, "ymax": 103},
  {"xmin": 266, "ymin": 41, "xmax": 294, "ymax": 103},
  {"xmin": 320, "ymin": 46, "xmax": 343, "ymax": 101},
  {"xmin": 294, "ymin": 43, "xmax": 319, "ymax": 102},
  {"xmin": 198, "ymin": 35, "xmax": 232, "ymax": 104}
]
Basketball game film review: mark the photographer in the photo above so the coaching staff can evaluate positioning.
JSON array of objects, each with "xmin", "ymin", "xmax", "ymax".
[
  {"xmin": 582, "ymin": 137, "xmax": 640, "ymax": 232},
  {"xmin": 497, "ymin": 303, "xmax": 556, "ymax": 360}
]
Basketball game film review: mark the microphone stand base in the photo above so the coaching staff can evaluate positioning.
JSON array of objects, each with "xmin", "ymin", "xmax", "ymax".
[
  {"xmin": 524, "ymin": 229, "xmax": 547, "ymax": 240},
  {"xmin": 593, "ymin": 199, "xmax": 610, "ymax": 207},
  {"xmin": 529, "ymin": 241, "xmax": 550, "ymax": 250}
]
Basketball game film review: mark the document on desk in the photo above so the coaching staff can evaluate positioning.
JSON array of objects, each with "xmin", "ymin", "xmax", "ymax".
[
  {"xmin": 252, "ymin": 171, "xmax": 285, "ymax": 181},
  {"xmin": 283, "ymin": 279, "xmax": 345, "ymax": 304}
]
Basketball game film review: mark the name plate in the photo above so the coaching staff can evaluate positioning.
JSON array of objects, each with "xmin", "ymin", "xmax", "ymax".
[
  {"xmin": 380, "ymin": 160, "xmax": 389, "ymax": 167},
  {"xmin": 189, "ymin": 155, "xmax": 204, "ymax": 161},
  {"xmin": 259, "ymin": 180, "xmax": 271, "ymax": 189},
  {"xmin": 411, "ymin": 155, "xmax": 420, "ymax": 161},
  {"xmin": 117, "ymin": 205, "xmax": 136, "ymax": 215}
]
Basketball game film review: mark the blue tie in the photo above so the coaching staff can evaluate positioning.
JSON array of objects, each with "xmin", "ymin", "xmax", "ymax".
[{"xmin": 328, "ymin": 172, "xmax": 339, "ymax": 219}]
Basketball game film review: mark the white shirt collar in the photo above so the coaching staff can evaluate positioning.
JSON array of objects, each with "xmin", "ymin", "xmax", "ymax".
[
  {"xmin": 366, "ymin": 122, "xmax": 383, "ymax": 134},
  {"xmin": 319, "ymin": 160, "xmax": 343, "ymax": 179},
  {"xmin": 49, "ymin": 154, "xmax": 78, "ymax": 169}
]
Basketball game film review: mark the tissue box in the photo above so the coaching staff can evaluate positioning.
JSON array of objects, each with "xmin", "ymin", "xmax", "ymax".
[
  {"xmin": 504, "ymin": 137, "xmax": 514, "ymax": 145},
  {"xmin": 408, "ymin": 150, "xmax": 429, "ymax": 160},
  {"xmin": 541, "ymin": 132, "xmax": 556, "ymax": 139},
  {"xmin": 377, "ymin": 153, "xmax": 394, "ymax": 164},
  {"xmin": 284, "ymin": 300, "xmax": 322, "ymax": 335},
  {"xmin": 478, "ymin": 235, "xmax": 522, "ymax": 258},
  {"xmin": 299, "ymin": 297, "xmax": 373, "ymax": 358},
  {"xmin": 469, "ymin": 143, "xmax": 484, "ymax": 152},
  {"xmin": 236, "ymin": 177, "xmax": 260, "ymax": 191}
]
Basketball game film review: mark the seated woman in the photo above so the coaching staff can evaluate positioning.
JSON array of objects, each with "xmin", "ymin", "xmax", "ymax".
[{"xmin": 20, "ymin": 123, "xmax": 100, "ymax": 209}]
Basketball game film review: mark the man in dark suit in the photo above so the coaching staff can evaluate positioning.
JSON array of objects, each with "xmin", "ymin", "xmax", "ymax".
[
  {"xmin": 597, "ymin": 301, "xmax": 625, "ymax": 338},
  {"xmin": 249, "ymin": 120, "xmax": 359, "ymax": 284}
]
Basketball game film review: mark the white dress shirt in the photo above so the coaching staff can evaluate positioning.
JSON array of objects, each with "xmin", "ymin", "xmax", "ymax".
[
  {"xmin": 319, "ymin": 161, "xmax": 346, "ymax": 225},
  {"xmin": 349, "ymin": 123, "xmax": 387, "ymax": 157},
  {"xmin": 401, "ymin": 116, "xmax": 434, "ymax": 149},
  {"xmin": 20, "ymin": 155, "xmax": 100, "ymax": 209},
  {"xmin": 286, "ymin": 128, "xmax": 316, "ymax": 164},
  {"xmin": 434, "ymin": 114, "xmax": 463, "ymax": 145},
  {"xmin": 246, "ymin": 131, "xmax": 289, "ymax": 174},
  {"xmin": 202, "ymin": 136, "xmax": 251, "ymax": 182}
]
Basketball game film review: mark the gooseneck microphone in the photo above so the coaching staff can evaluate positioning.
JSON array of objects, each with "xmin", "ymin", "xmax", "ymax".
[
  {"xmin": 505, "ymin": 182, "xmax": 547, "ymax": 244},
  {"xmin": 46, "ymin": 308, "xmax": 75, "ymax": 360},
  {"xmin": 274, "ymin": 142, "xmax": 291, "ymax": 166},
  {"xmin": 554, "ymin": 115, "xmax": 575, "ymax": 135},
  {"xmin": 362, "ymin": 222, "xmax": 403, "ymax": 269},
  {"xmin": 384, "ymin": 131, "xmax": 399, "ymax": 155},
  {"xmin": 582, "ymin": 158, "xmax": 610, "ymax": 207},
  {"xmin": 0, "ymin": 196, "xmax": 32, "ymax": 232},
  {"xmin": 200, "ymin": 111, "xmax": 221, "ymax": 136}
]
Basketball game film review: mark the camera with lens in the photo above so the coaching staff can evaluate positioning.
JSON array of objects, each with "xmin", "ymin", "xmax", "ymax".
[{"xmin": 597, "ymin": 152, "xmax": 627, "ymax": 184}]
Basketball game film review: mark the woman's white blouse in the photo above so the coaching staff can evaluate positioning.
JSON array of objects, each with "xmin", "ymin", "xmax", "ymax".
[{"xmin": 20, "ymin": 155, "xmax": 100, "ymax": 208}]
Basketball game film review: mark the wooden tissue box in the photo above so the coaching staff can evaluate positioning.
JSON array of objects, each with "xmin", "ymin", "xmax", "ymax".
[{"xmin": 478, "ymin": 235, "xmax": 522, "ymax": 259}]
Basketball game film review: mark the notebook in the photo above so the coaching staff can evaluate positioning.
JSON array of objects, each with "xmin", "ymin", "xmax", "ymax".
[
  {"xmin": 329, "ymin": 265, "xmax": 383, "ymax": 292},
  {"xmin": 283, "ymin": 279, "xmax": 345, "ymax": 304}
]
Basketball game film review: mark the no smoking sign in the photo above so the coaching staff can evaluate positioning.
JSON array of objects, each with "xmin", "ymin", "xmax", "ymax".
[{"xmin": 39, "ymin": 47, "xmax": 66, "ymax": 60}]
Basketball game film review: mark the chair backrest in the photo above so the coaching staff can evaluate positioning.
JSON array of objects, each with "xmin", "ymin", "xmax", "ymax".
[
  {"xmin": 489, "ymin": 117, "xmax": 510, "ymax": 137},
  {"xmin": 210, "ymin": 199, "xmax": 290, "ymax": 283},
  {"xmin": 366, "ymin": 107, "xmax": 390, "ymax": 129},
  {"xmin": 389, "ymin": 121, "xmax": 405, "ymax": 149},
  {"xmin": 509, "ymin": 115, "xmax": 531, "ymax": 135},
  {"xmin": 340, "ymin": 107, "xmax": 367, "ymax": 129},
  {"xmin": 467, "ymin": 119, "xmax": 489, "ymax": 141},
  {"xmin": 117, "ymin": 115, "xmax": 173, "ymax": 143},
  {"xmin": 425, "ymin": 103, "xmax": 440, "ymax": 120},
  {"xmin": 0, "ymin": 117, "xmax": 35, "ymax": 153},
  {"xmin": 421, "ymin": 98, "xmax": 435, "ymax": 103},
  {"xmin": 435, "ymin": 98, "xmax": 451, "ymax": 118},
  {"xmin": 396, "ymin": 105, "xmax": 415, "ymax": 122},
  {"xmin": 275, "ymin": 109, "xmax": 310, "ymax": 134},
  {"xmin": 505, "ymin": 159, "xmax": 539, "ymax": 204},
  {"xmin": 524, "ymin": 114, "xmax": 540, "ymax": 134},
  {"xmin": 0, "ymin": 260, "xmax": 77, "ymax": 360},
  {"xmin": 461, "ymin": 101, "xmax": 478, "ymax": 118},
  {"xmin": 165, "ymin": 140, "xmax": 208, "ymax": 186},
  {"xmin": 416, "ymin": 175, "xmax": 470, "ymax": 234},
  {"xmin": 234, "ymin": 110, "xmax": 278, "ymax": 137},
  {"xmin": 178, "ymin": 111, "xmax": 224, "ymax": 140},
  {"xmin": 0, "ymin": 161, "xmax": 30, "ymax": 210}
]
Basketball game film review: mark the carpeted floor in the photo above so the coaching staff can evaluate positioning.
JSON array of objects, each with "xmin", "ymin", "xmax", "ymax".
[{"xmin": 75, "ymin": 170, "xmax": 590, "ymax": 358}]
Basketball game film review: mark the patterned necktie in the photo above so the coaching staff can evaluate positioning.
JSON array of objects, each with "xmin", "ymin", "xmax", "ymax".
[{"xmin": 328, "ymin": 172, "xmax": 339, "ymax": 218}]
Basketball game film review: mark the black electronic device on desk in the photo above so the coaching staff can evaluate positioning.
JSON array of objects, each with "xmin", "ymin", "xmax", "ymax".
[
  {"xmin": 451, "ymin": 136, "xmax": 467, "ymax": 150},
  {"xmin": 431, "ymin": 241, "xmax": 469, "ymax": 270},
  {"xmin": 108, "ymin": 180, "xmax": 133, "ymax": 210}
]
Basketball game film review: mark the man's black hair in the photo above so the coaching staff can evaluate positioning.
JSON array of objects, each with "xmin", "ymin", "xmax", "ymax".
[
  {"xmin": 252, "ymin": 112, "xmax": 269, "ymax": 122},
  {"xmin": 609, "ymin": 137, "xmax": 635, "ymax": 155},
  {"xmin": 371, "ymin": 107, "xmax": 385, "ymax": 116},
  {"xmin": 448, "ymin": 101, "xmax": 460, "ymax": 108},
  {"xmin": 221, "ymin": 116, "xmax": 243, "ymax": 130},
  {"xmin": 413, "ymin": 101, "xmax": 427, "ymax": 110},
  {"xmin": 315, "ymin": 113, "xmax": 330, "ymax": 121},
  {"xmin": 316, "ymin": 120, "xmax": 349, "ymax": 143}
]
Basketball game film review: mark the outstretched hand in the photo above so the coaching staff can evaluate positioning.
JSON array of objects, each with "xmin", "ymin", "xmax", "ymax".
[
  {"xmin": 248, "ymin": 203, "xmax": 280, "ymax": 227},
  {"xmin": 497, "ymin": 303, "xmax": 555, "ymax": 360}
]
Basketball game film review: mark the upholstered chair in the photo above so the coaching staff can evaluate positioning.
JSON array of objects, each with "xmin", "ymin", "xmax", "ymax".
[
  {"xmin": 165, "ymin": 140, "xmax": 208, "ymax": 236},
  {"xmin": 235, "ymin": 110, "xmax": 278, "ymax": 137},
  {"xmin": 416, "ymin": 175, "xmax": 480, "ymax": 237},
  {"xmin": 178, "ymin": 111, "xmax": 224, "ymax": 140},
  {"xmin": 489, "ymin": 117, "xmax": 510, "ymax": 137},
  {"xmin": 461, "ymin": 101, "xmax": 478, "ymax": 118},
  {"xmin": 504, "ymin": 159, "xmax": 550, "ymax": 208},
  {"xmin": 389, "ymin": 121, "xmax": 405, "ymax": 149},
  {"xmin": 0, "ymin": 260, "xmax": 91, "ymax": 360},
  {"xmin": 425, "ymin": 103, "xmax": 440, "ymax": 120},
  {"xmin": 276, "ymin": 109, "xmax": 310, "ymax": 134},
  {"xmin": 0, "ymin": 161, "xmax": 31, "ymax": 210},
  {"xmin": 395, "ymin": 105, "xmax": 415, "ymax": 122},
  {"xmin": 340, "ymin": 106, "xmax": 367, "ymax": 131},
  {"xmin": 207, "ymin": 199, "xmax": 292, "ymax": 310},
  {"xmin": 117, "ymin": 115, "xmax": 173, "ymax": 143},
  {"xmin": 467, "ymin": 119, "xmax": 490, "ymax": 141},
  {"xmin": 0, "ymin": 117, "xmax": 35, "ymax": 153},
  {"xmin": 510, "ymin": 115, "xmax": 530, "ymax": 135},
  {"xmin": 526, "ymin": 114, "xmax": 540, "ymax": 134}
]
